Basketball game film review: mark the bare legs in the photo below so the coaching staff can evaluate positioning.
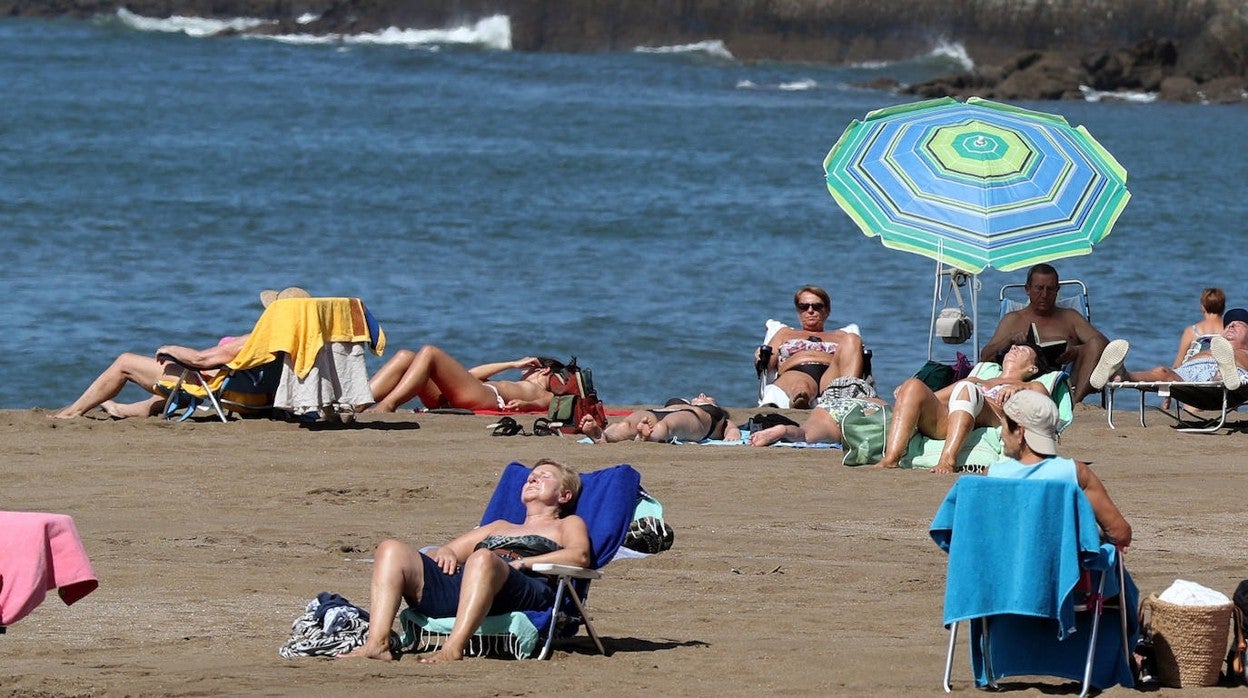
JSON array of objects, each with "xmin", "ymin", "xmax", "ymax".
[
  {"xmin": 419, "ymin": 550, "xmax": 510, "ymax": 663},
  {"xmin": 872, "ymin": 378, "xmax": 946, "ymax": 469},
  {"xmin": 1069, "ymin": 333, "xmax": 1110, "ymax": 402},
  {"xmin": 342, "ymin": 539, "xmax": 427, "ymax": 661},
  {"xmin": 748, "ymin": 408, "xmax": 844, "ymax": 446},
  {"xmin": 367, "ymin": 346, "xmax": 497, "ymax": 412},
  {"xmin": 52, "ymin": 353, "xmax": 173, "ymax": 418}
]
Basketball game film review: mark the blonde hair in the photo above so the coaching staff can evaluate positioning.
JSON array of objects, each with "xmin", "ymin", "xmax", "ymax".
[{"xmin": 534, "ymin": 458, "xmax": 581, "ymax": 516}]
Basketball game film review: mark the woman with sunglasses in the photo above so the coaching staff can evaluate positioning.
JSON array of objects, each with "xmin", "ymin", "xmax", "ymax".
[
  {"xmin": 367, "ymin": 345, "xmax": 563, "ymax": 412},
  {"xmin": 756, "ymin": 286, "xmax": 864, "ymax": 409}
]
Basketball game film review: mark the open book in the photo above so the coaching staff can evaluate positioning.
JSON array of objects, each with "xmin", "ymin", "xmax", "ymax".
[{"xmin": 1029, "ymin": 323, "xmax": 1067, "ymax": 366}]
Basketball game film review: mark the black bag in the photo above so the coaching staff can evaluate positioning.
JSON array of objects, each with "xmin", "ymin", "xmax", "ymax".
[{"xmin": 1225, "ymin": 580, "xmax": 1248, "ymax": 685}]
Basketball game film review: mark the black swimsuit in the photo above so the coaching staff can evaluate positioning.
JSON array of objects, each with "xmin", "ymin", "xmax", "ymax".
[
  {"xmin": 789, "ymin": 362, "xmax": 830, "ymax": 383},
  {"xmin": 646, "ymin": 402, "xmax": 730, "ymax": 440}
]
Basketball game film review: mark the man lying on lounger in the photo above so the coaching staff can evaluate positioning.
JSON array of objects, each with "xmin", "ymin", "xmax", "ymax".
[{"xmin": 1090, "ymin": 308, "xmax": 1248, "ymax": 391}]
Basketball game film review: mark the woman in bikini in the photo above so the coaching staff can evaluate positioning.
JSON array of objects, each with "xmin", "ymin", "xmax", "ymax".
[
  {"xmin": 757, "ymin": 286, "xmax": 864, "ymax": 409},
  {"xmin": 581, "ymin": 394, "xmax": 740, "ymax": 443},
  {"xmin": 344, "ymin": 459, "xmax": 590, "ymax": 662},
  {"xmin": 367, "ymin": 345, "xmax": 563, "ymax": 412},
  {"xmin": 871, "ymin": 342, "xmax": 1052, "ymax": 474}
]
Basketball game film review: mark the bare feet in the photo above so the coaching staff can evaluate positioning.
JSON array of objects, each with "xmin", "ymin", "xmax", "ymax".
[
  {"xmin": 418, "ymin": 648, "xmax": 463, "ymax": 663},
  {"xmin": 871, "ymin": 460, "xmax": 899, "ymax": 469},
  {"xmin": 48, "ymin": 409, "xmax": 79, "ymax": 419},
  {"xmin": 930, "ymin": 463, "xmax": 954, "ymax": 475},
  {"xmin": 340, "ymin": 643, "xmax": 395, "ymax": 661},
  {"xmin": 578, "ymin": 415, "xmax": 605, "ymax": 442},
  {"xmin": 748, "ymin": 425, "xmax": 787, "ymax": 447}
]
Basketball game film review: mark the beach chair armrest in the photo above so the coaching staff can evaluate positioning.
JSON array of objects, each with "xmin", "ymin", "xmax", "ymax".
[{"xmin": 529, "ymin": 563, "xmax": 602, "ymax": 580}]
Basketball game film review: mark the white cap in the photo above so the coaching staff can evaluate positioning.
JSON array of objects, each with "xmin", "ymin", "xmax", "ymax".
[{"xmin": 1003, "ymin": 390, "xmax": 1059, "ymax": 455}]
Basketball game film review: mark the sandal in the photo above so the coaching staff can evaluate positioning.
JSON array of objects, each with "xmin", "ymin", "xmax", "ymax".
[
  {"xmin": 489, "ymin": 417, "xmax": 527, "ymax": 437},
  {"xmin": 532, "ymin": 417, "xmax": 559, "ymax": 437}
]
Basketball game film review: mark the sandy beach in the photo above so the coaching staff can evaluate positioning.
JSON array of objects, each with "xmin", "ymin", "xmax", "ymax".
[{"xmin": 3, "ymin": 403, "xmax": 1245, "ymax": 696}]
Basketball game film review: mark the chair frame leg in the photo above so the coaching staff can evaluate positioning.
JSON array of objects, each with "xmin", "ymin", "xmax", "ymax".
[
  {"xmin": 942, "ymin": 622, "xmax": 958, "ymax": 692},
  {"xmin": 535, "ymin": 576, "xmax": 606, "ymax": 661}
]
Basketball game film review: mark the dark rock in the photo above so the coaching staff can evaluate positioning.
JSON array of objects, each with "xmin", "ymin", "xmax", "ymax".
[{"xmin": 1157, "ymin": 76, "xmax": 1201, "ymax": 102}]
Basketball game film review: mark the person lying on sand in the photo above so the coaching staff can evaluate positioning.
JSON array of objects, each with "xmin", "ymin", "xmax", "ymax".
[
  {"xmin": 50, "ymin": 287, "xmax": 308, "ymax": 419},
  {"xmin": 580, "ymin": 394, "xmax": 739, "ymax": 443},
  {"xmin": 367, "ymin": 345, "xmax": 563, "ymax": 413},
  {"xmin": 342, "ymin": 459, "xmax": 590, "ymax": 662}
]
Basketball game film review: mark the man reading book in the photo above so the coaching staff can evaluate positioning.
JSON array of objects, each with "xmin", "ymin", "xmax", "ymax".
[{"xmin": 980, "ymin": 263, "xmax": 1109, "ymax": 403}]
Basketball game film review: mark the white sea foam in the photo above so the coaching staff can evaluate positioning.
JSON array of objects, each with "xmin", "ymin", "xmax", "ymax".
[
  {"xmin": 1080, "ymin": 85, "xmax": 1158, "ymax": 103},
  {"xmin": 295, "ymin": 13, "xmax": 319, "ymax": 25},
  {"xmin": 633, "ymin": 40, "xmax": 735, "ymax": 61},
  {"xmin": 116, "ymin": 8, "xmax": 510, "ymax": 49},
  {"xmin": 778, "ymin": 78, "xmax": 816, "ymax": 91},
  {"xmin": 930, "ymin": 40, "xmax": 974, "ymax": 72},
  {"xmin": 116, "ymin": 7, "xmax": 273, "ymax": 37},
  {"xmin": 736, "ymin": 79, "xmax": 758, "ymax": 89}
]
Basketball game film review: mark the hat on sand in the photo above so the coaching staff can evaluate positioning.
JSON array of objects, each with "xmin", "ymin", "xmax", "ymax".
[
  {"xmin": 1225, "ymin": 308, "xmax": 1248, "ymax": 325},
  {"xmin": 1002, "ymin": 390, "xmax": 1059, "ymax": 456},
  {"xmin": 260, "ymin": 287, "xmax": 310, "ymax": 307}
]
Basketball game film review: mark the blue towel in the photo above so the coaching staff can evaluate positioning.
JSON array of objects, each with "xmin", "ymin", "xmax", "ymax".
[
  {"xmin": 930, "ymin": 477, "xmax": 1103, "ymax": 638},
  {"xmin": 930, "ymin": 477, "xmax": 1137, "ymax": 690}
]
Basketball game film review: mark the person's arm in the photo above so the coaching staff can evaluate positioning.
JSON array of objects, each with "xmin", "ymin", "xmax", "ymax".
[
  {"xmin": 1172, "ymin": 325, "xmax": 1198, "ymax": 368},
  {"xmin": 1065, "ymin": 310, "xmax": 1109, "ymax": 348},
  {"xmin": 979, "ymin": 313, "xmax": 1027, "ymax": 362},
  {"xmin": 722, "ymin": 421, "xmax": 741, "ymax": 441},
  {"xmin": 1075, "ymin": 460, "xmax": 1132, "ymax": 548},
  {"xmin": 156, "ymin": 334, "xmax": 248, "ymax": 369},
  {"xmin": 468, "ymin": 357, "xmax": 539, "ymax": 381},
  {"xmin": 427, "ymin": 522, "xmax": 500, "ymax": 575}
]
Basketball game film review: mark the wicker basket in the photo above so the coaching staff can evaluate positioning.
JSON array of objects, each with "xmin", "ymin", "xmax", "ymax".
[{"xmin": 1141, "ymin": 593, "xmax": 1233, "ymax": 687}]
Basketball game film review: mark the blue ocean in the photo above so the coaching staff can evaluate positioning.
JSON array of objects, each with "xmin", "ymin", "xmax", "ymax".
[{"xmin": 5, "ymin": 12, "xmax": 1247, "ymax": 411}]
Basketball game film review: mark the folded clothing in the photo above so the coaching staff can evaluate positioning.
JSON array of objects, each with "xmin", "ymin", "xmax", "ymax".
[{"xmin": 0, "ymin": 511, "xmax": 98, "ymax": 626}]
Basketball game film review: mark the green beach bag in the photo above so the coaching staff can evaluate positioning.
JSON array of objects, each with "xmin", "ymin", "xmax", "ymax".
[{"xmin": 840, "ymin": 401, "xmax": 891, "ymax": 466}]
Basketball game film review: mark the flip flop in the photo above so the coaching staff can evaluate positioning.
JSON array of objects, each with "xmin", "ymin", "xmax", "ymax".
[{"xmin": 488, "ymin": 417, "xmax": 527, "ymax": 437}]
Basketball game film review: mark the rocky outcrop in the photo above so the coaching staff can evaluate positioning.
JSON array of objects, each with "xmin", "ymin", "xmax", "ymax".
[{"xmin": 4, "ymin": 0, "xmax": 1246, "ymax": 101}]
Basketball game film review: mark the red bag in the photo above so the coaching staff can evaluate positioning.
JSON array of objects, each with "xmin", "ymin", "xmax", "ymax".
[{"xmin": 547, "ymin": 358, "xmax": 606, "ymax": 435}]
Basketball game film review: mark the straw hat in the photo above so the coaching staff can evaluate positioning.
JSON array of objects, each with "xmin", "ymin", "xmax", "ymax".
[{"xmin": 259, "ymin": 286, "xmax": 310, "ymax": 307}]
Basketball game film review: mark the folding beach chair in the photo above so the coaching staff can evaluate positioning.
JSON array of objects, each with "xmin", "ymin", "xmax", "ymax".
[
  {"xmin": 160, "ymin": 297, "xmax": 385, "ymax": 422},
  {"xmin": 998, "ymin": 279, "xmax": 1092, "ymax": 326},
  {"xmin": 1103, "ymin": 379, "xmax": 1248, "ymax": 432},
  {"xmin": 930, "ymin": 477, "xmax": 1137, "ymax": 696},
  {"xmin": 756, "ymin": 319, "xmax": 874, "ymax": 407},
  {"xmin": 398, "ymin": 462, "xmax": 662, "ymax": 660}
]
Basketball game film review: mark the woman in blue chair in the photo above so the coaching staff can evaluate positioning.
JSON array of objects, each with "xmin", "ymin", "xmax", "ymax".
[{"xmin": 344, "ymin": 459, "xmax": 590, "ymax": 662}]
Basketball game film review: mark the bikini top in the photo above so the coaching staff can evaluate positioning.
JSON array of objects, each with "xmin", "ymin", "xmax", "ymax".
[
  {"xmin": 474, "ymin": 534, "xmax": 561, "ymax": 558},
  {"xmin": 778, "ymin": 337, "xmax": 838, "ymax": 364}
]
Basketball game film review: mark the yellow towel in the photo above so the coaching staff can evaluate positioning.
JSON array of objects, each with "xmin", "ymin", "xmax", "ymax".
[{"xmin": 229, "ymin": 298, "xmax": 383, "ymax": 379}]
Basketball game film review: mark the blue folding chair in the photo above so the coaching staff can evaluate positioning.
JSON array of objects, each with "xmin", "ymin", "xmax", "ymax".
[{"xmin": 399, "ymin": 462, "xmax": 650, "ymax": 659}]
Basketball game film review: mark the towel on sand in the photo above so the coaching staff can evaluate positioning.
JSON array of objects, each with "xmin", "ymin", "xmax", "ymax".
[{"xmin": 0, "ymin": 511, "xmax": 98, "ymax": 625}]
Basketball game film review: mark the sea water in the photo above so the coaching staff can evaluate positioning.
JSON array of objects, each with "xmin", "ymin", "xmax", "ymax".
[{"xmin": 4, "ymin": 13, "xmax": 1247, "ymax": 411}]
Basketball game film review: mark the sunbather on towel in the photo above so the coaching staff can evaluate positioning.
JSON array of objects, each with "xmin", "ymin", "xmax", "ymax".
[
  {"xmin": 987, "ymin": 390, "xmax": 1132, "ymax": 548},
  {"xmin": 755, "ymin": 285, "xmax": 865, "ymax": 409},
  {"xmin": 871, "ymin": 342, "xmax": 1053, "ymax": 474},
  {"xmin": 343, "ymin": 459, "xmax": 591, "ymax": 662},
  {"xmin": 366, "ymin": 345, "xmax": 564, "ymax": 412},
  {"xmin": 50, "ymin": 287, "xmax": 309, "ymax": 419},
  {"xmin": 980, "ymin": 263, "xmax": 1109, "ymax": 403},
  {"xmin": 748, "ymin": 378, "xmax": 884, "ymax": 446},
  {"xmin": 1090, "ymin": 308, "xmax": 1248, "ymax": 392},
  {"xmin": 581, "ymin": 394, "xmax": 740, "ymax": 443}
]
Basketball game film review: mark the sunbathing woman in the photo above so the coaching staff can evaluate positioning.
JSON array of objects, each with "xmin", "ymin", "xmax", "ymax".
[
  {"xmin": 757, "ymin": 286, "xmax": 864, "ymax": 408},
  {"xmin": 343, "ymin": 459, "xmax": 590, "ymax": 662},
  {"xmin": 580, "ymin": 394, "xmax": 740, "ymax": 443},
  {"xmin": 748, "ymin": 379, "xmax": 885, "ymax": 447},
  {"xmin": 871, "ymin": 342, "xmax": 1053, "ymax": 474},
  {"xmin": 367, "ymin": 345, "xmax": 563, "ymax": 412}
]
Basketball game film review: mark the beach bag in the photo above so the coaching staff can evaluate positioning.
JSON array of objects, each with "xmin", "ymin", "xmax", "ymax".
[
  {"xmin": 839, "ymin": 401, "xmax": 891, "ymax": 466},
  {"xmin": 1225, "ymin": 580, "xmax": 1248, "ymax": 685},
  {"xmin": 1140, "ymin": 592, "xmax": 1233, "ymax": 687},
  {"xmin": 547, "ymin": 357, "xmax": 606, "ymax": 435},
  {"xmin": 913, "ymin": 352, "xmax": 973, "ymax": 392}
]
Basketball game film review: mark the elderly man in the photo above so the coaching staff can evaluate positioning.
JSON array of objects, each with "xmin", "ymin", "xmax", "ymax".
[
  {"xmin": 980, "ymin": 263, "xmax": 1109, "ymax": 403},
  {"xmin": 1090, "ymin": 308, "xmax": 1248, "ymax": 391}
]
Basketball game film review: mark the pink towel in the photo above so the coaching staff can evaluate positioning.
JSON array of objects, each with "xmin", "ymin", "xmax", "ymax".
[{"xmin": 0, "ymin": 511, "xmax": 99, "ymax": 626}]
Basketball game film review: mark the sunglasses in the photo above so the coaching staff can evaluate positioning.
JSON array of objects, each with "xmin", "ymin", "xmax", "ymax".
[{"xmin": 796, "ymin": 302, "xmax": 826, "ymax": 312}]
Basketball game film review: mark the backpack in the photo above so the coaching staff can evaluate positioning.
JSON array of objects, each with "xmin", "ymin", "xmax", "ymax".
[{"xmin": 547, "ymin": 357, "xmax": 607, "ymax": 435}]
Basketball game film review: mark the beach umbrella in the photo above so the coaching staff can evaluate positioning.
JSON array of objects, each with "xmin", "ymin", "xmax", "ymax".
[{"xmin": 823, "ymin": 97, "xmax": 1130, "ymax": 274}]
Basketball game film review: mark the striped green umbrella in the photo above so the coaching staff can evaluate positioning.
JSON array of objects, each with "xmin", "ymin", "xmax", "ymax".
[{"xmin": 823, "ymin": 97, "xmax": 1130, "ymax": 273}]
